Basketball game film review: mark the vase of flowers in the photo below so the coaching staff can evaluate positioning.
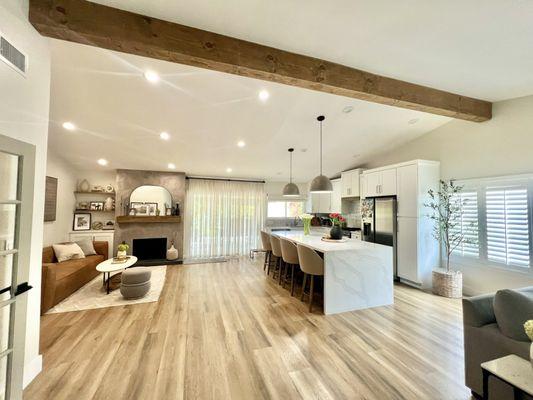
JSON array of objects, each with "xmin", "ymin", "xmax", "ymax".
[
  {"xmin": 425, "ymin": 180, "xmax": 477, "ymax": 298},
  {"xmin": 329, "ymin": 213, "xmax": 345, "ymax": 240},
  {"xmin": 525, "ymin": 320, "xmax": 533, "ymax": 367},
  {"xmin": 299, "ymin": 213, "xmax": 313, "ymax": 235}
]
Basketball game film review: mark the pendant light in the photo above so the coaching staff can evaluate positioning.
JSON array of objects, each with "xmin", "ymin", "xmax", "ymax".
[
  {"xmin": 309, "ymin": 115, "xmax": 333, "ymax": 193},
  {"xmin": 282, "ymin": 148, "xmax": 300, "ymax": 197}
]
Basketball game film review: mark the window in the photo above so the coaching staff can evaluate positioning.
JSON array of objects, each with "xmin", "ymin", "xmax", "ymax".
[
  {"xmin": 451, "ymin": 176, "xmax": 532, "ymax": 270},
  {"xmin": 451, "ymin": 191, "xmax": 479, "ymax": 257},
  {"xmin": 486, "ymin": 186, "xmax": 529, "ymax": 267},
  {"xmin": 267, "ymin": 200, "xmax": 305, "ymax": 218}
]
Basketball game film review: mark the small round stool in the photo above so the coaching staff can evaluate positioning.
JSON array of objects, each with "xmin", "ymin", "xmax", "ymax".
[{"xmin": 120, "ymin": 267, "xmax": 152, "ymax": 299}]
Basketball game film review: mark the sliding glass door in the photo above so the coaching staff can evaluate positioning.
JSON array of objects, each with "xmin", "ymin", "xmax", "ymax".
[
  {"xmin": 184, "ymin": 179, "xmax": 265, "ymax": 259},
  {"xmin": 0, "ymin": 135, "xmax": 36, "ymax": 400}
]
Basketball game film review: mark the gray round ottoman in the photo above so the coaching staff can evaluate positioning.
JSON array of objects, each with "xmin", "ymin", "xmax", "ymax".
[{"xmin": 120, "ymin": 267, "xmax": 152, "ymax": 299}]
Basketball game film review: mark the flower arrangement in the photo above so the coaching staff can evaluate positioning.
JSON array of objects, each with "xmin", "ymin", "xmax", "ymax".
[
  {"xmin": 329, "ymin": 213, "xmax": 345, "ymax": 226},
  {"xmin": 117, "ymin": 241, "xmax": 129, "ymax": 259},
  {"xmin": 299, "ymin": 213, "xmax": 314, "ymax": 235},
  {"xmin": 525, "ymin": 320, "xmax": 533, "ymax": 341}
]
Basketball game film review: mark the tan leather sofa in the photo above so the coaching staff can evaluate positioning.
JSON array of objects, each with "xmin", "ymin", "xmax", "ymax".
[{"xmin": 41, "ymin": 241, "xmax": 108, "ymax": 314}]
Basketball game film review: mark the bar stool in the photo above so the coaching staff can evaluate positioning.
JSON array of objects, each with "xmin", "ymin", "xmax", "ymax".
[
  {"xmin": 279, "ymin": 238, "xmax": 300, "ymax": 296},
  {"xmin": 296, "ymin": 244, "xmax": 324, "ymax": 312},
  {"xmin": 260, "ymin": 231, "xmax": 273, "ymax": 273},
  {"xmin": 269, "ymin": 235, "xmax": 283, "ymax": 280}
]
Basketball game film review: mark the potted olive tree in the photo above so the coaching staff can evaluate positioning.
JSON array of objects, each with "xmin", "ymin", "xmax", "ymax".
[{"xmin": 425, "ymin": 180, "xmax": 475, "ymax": 298}]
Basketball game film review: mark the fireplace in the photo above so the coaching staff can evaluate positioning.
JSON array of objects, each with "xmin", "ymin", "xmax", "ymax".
[{"xmin": 133, "ymin": 237, "xmax": 166, "ymax": 260}]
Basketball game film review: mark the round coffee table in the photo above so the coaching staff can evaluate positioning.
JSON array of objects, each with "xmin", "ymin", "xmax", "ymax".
[{"xmin": 96, "ymin": 256, "xmax": 138, "ymax": 294}]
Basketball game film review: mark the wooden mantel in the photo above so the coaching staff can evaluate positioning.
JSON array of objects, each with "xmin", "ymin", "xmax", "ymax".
[
  {"xmin": 116, "ymin": 216, "xmax": 181, "ymax": 224},
  {"xmin": 29, "ymin": 0, "xmax": 492, "ymax": 122}
]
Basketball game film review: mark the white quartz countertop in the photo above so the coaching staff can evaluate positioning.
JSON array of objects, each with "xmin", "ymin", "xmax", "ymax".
[{"xmin": 272, "ymin": 231, "xmax": 389, "ymax": 253}]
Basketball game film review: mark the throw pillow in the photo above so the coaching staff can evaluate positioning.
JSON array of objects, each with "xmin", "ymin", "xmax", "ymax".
[
  {"xmin": 52, "ymin": 243, "xmax": 86, "ymax": 263},
  {"xmin": 493, "ymin": 289, "xmax": 533, "ymax": 342},
  {"xmin": 76, "ymin": 239, "xmax": 97, "ymax": 256}
]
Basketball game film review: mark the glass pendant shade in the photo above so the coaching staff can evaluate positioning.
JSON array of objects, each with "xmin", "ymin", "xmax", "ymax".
[
  {"xmin": 310, "ymin": 115, "xmax": 333, "ymax": 193},
  {"xmin": 283, "ymin": 147, "xmax": 300, "ymax": 197}
]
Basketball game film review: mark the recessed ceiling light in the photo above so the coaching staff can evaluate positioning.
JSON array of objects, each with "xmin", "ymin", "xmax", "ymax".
[
  {"xmin": 276, "ymin": 171, "xmax": 282, "ymax": 175},
  {"xmin": 408, "ymin": 118, "xmax": 420, "ymax": 125},
  {"xmin": 237, "ymin": 140, "xmax": 246, "ymax": 148},
  {"xmin": 342, "ymin": 106, "xmax": 354, "ymax": 114},
  {"xmin": 97, "ymin": 158, "xmax": 108, "ymax": 166},
  {"xmin": 144, "ymin": 70, "xmax": 160, "ymax": 83},
  {"xmin": 300, "ymin": 148, "xmax": 308, "ymax": 153},
  {"xmin": 353, "ymin": 154, "xmax": 361, "ymax": 158},
  {"xmin": 226, "ymin": 167, "xmax": 233, "ymax": 173},
  {"xmin": 160, "ymin": 131, "xmax": 170, "ymax": 140},
  {"xmin": 62, "ymin": 121, "xmax": 76, "ymax": 131},
  {"xmin": 258, "ymin": 90, "xmax": 270, "ymax": 102},
  {"xmin": 167, "ymin": 163, "xmax": 176, "ymax": 170}
]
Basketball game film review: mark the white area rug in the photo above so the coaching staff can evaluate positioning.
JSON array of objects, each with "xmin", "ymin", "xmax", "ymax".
[{"xmin": 47, "ymin": 266, "xmax": 167, "ymax": 314}]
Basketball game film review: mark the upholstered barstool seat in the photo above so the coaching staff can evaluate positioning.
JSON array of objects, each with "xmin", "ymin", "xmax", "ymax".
[
  {"xmin": 296, "ymin": 244, "xmax": 324, "ymax": 312},
  {"xmin": 120, "ymin": 267, "xmax": 152, "ymax": 299},
  {"xmin": 269, "ymin": 235, "xmax": 283, "ymax": 280},
  {"xmin": 279, "ymin": 237, "xmax": 300, "ymax": 296},
  {"xmin": 260, "ymin": 231, "xmax": 273, "ymax": 273}
]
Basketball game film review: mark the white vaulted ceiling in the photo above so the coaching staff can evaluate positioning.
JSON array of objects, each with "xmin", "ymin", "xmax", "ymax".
[
  {"xmin": 48, "ymin": 40, "xmax": 450, "ymax": 181},
  {"xmin": 48, "ymin": 0, "xmax": 533, "ymax": 180}
]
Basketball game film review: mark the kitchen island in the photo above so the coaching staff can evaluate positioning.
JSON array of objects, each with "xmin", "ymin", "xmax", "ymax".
[{"xmin": 272, "ymin": 231, "xmax": 393, "ymax": 315}]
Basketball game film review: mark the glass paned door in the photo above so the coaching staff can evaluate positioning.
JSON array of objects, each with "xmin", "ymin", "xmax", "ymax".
[{"xmin": 0, "ymin": 138, "xmax": 35, "ymax": 400}]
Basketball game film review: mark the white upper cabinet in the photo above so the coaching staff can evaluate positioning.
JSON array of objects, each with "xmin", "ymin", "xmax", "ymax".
[
  {"xmin": 362, "ymin": 168, "xmax": 396, "ymax": 197},
  {"xmin": 341, "ymin": 169, "xmax": 361, "ymax": 198},
  {"xmin": 330, "ymin": 179, "xmax": 342, "ymax": 213},
  {"xmin": 311, "ymin": 192, "xmax": 332, "ymax": 214},
  {"xmin": 396, "ymin": 164, "xmax": 418, "ymax": 217},
  {"xmin": 380, "ymin": 168, "xmax": 397, "ymax": 196}
]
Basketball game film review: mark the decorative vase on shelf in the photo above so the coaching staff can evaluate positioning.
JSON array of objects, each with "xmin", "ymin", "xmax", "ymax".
[
  {"xmin": 78, "ymin": 179, "xmax": 90, "ymax": 192},
  {"xmin": 330, "ymin": 225, "xmax": 343, "ymax": 240},
  {"xmin": 104, "ymin": 197, "xmax": 114, "ymax": 211},
  {"xmin": 167, "ymin": 243, "xmax": 179, "ymax": 260}
]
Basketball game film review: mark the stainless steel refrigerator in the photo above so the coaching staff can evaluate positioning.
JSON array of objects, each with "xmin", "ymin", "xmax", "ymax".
[{"xmin": 361, "ymin": 197, "xmax": 398, "ymax": 279}]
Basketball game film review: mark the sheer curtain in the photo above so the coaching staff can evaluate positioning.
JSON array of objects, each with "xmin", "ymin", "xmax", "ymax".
[{"xmin": 184, "ymin": 179, "xmax": 265, "ymax": 259}]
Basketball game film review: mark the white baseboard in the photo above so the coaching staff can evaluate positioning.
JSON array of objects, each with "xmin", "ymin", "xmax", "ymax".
[{"xmin": 23, "ymin": 354, "xmax": 42, "ymax": 388}]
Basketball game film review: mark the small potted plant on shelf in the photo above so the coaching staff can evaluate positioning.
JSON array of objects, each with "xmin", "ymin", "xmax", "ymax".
[
  {"xmin": 425, "ymin": 180, "xmax": 476, "ymax": 298},
  {"xmin": 116, "ymin": 241, "xmax": 129, "ymax": 259},
  {"xmin": 329, "ymin": 213, "xmax": 345, "ymax": 240}
]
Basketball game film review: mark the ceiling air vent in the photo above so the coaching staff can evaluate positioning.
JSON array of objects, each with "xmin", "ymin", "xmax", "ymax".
[{"xmin": 0, "ymin": 33, "xmax": 26, "ymax": 76}]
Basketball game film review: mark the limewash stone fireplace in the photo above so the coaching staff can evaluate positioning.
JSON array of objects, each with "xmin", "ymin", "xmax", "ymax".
[{"xmin": 114, "ymin": 169, "xmax": 185, "ymax": 260}]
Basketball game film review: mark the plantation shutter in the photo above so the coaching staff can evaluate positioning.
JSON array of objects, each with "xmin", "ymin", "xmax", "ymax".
[
  {"xmin": 486, "ymin": 185, "xmax": 530, "ymax": 267},
  {"xmin": 451, "ymin": 191, "xmax": 479, "ymax": 257}
]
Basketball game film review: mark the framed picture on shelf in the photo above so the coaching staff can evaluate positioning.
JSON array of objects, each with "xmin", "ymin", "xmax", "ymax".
[
  {"xmin": 89, "ymin": 201, "xmax": 104, "ymax": 211},
  {"xmin": 77, "ymin": 201, "xmax": 89, "ymax": 210},
  {"xmin": 130, "ymin": 202, "xmax": 149, "ymax": 216},
  {"xmin": 73, "ymin": 213, "xmax": 91, "ymax": 231},
  {"xmin": 146, "ymin": 202, "xmax": 158, "ymax": 216}
]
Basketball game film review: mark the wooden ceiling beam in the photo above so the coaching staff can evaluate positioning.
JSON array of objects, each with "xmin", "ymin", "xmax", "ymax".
[{"xmin": 29, "ymin": 0, "xmax": 492, "ymax": 122}]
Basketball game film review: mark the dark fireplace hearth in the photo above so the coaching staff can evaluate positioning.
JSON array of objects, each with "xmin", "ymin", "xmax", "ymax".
[{"xmin": 132, "ymin": 237, "xmax": 182, "ymax": 266}]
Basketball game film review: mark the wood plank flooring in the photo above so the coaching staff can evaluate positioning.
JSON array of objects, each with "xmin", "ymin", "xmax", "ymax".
[{"xmin": 24, "ymin": 257, "xmax": 471, "ymax": 400}]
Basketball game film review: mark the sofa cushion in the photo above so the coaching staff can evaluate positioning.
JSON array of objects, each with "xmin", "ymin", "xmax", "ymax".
[
  {"xmin": 76, "ymin": 239, "xmax": 97, "ymax": 256},
  {"xmin": 494, "ymin": 289, "xmax": 533, "ymax": 342},
  {"xmin": 54, "ymin": 255, "xmax": 104, "ymax": 280},
  {"xmin": 52, "ymin": 243, "xmax": 85, "ymax": 263}
]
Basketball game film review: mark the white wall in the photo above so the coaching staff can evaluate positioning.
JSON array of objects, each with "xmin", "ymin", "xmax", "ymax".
[
  {"xmin": 43, "ymin": 152, "xmax": 79, "ymax": 245},
  {"xmin": 0, "ymin": 0, "xmax": 51, "ymax": 387},
  {"xmin": 362, "ymin": 95, "xmax": 533, "ymax": 295}
]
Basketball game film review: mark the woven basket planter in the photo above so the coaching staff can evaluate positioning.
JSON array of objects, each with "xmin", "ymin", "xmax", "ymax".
[{"xmin": 432, "ymin": 268, "xmax": 462, "ymax": 298}]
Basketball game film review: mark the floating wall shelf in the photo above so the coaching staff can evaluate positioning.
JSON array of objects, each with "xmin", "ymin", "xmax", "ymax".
[{"xmin": 116, "ymin": 216, "xmax": 181, "ymax": 224}]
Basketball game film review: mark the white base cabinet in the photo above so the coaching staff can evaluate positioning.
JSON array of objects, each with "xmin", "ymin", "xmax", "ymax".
[{"xmin": 69, "ymin": 230, "xmax": 114, "ymax": 258}]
